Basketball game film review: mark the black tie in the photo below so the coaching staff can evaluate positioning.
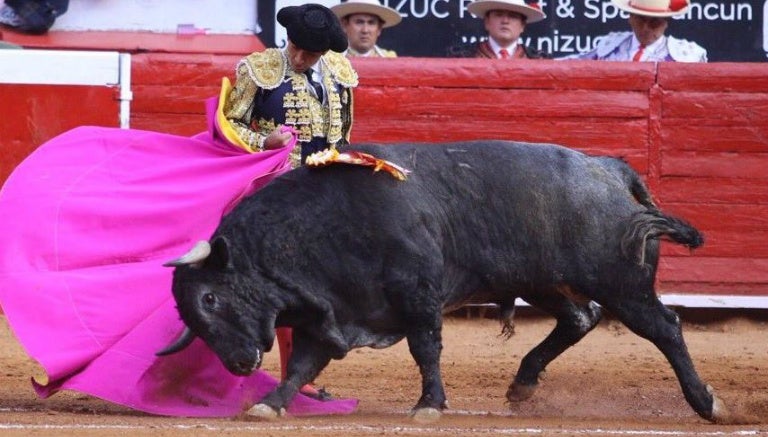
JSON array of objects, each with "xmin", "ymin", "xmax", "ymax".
[{"xmin": 305, "ymin": 69, "xmax": 324, "ymax": 103}]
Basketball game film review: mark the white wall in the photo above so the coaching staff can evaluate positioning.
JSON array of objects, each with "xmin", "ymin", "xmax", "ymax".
[
  {"xmin": 49, "ymin": 0, "xmax": 258, "ymax": 34},
  {"xmin": 4, "ymin": 0, "xmax": 352, "ymax": 41}
]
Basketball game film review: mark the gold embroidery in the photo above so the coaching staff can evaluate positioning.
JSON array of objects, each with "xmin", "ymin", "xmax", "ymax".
[
  {"xmin": 267, "ymin": 68, "xmax": 344, "ymax": 147},
  {"xmin": 239, "ymin": 49, "xmax": 287, "ymax": 90},
  {"xmin": 225, "ymin": 63, "xmax": 260, "ymax": 125},
  {"xmin": 229, "ymin": 49, "xmax": 357, "ymax": 167},
  {"xmin": 325, "ymin": 77, "xmax": 342, "ymax": 144},
  {"xmin": 322, "ymin": 51, "xmax": 359, "ymax": 88},
  {"xmin": 256, "ymin": 119, "xmax": 278, "ymax": 136},
  {"xmin": 289, "ymin": 149, "xmax": 302, "ymax": 169},
  {"xmin": 283, "ymin": 93, "xmax": 299, "ymax": 108}
]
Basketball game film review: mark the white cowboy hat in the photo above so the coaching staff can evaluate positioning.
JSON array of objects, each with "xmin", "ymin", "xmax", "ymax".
[
  {"xmin": 611, "ymin": 0, "xmax": 690, "ymax": 17},
  {"xmin": 466, "ymin": 0, "xmax": 546, "ymax": 23},
  {"xmin": 331, "ymin": 0, "xmax": 402, "ymax": 28}
]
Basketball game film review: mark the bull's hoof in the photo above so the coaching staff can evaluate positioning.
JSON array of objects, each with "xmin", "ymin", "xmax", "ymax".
[
  {"xmin": 506, "ymin": 382, "xmax": 537, "ymax": 402},
  {"xmin": 410, "ymin": 407, "xmax": 442, "ymax": 423},
  {"xmin": 707, "ymin": 385, "xmax": 759, "ymax": 424},
  {"xmin": 245, "ymin": 403, "xmax": 284, "ymax": 420}
]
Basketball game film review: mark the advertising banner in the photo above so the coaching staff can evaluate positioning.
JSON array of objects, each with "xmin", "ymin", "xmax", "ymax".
[{"xmin": 258, "ymin": 0, "xmax": 768, "ymax": 61}]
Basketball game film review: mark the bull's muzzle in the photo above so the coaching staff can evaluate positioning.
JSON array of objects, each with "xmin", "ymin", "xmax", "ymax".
[{"xmin": 228, "ymin": 349, "xmax": 263, "ymax": 376}]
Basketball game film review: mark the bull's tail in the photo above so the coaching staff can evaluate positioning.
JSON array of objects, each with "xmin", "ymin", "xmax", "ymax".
[
  {"xmin": 593, "ymin": 156, "xmax": 657, "ymax": 209},
  {"xmin": 626, "ymin": 173, "xmax": 657, "ymax": 211},
  {"xmin": 621, "ymin": 209, "xmax": 704, "ymax": 266}
]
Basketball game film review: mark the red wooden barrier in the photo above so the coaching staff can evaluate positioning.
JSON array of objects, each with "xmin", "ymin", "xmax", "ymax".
[
  {"xmin": 0, "ymin": 85, "xmax": 120, "ymax": 184},
  {"xmin": 3, "ymin": 54, "xmax": 767, "ymax": 307}
]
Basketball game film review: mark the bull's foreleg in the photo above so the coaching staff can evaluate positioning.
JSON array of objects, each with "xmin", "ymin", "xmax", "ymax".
[
  {"xmin": 246, "ymin": 332, "xmax": 332, "ymax": 419},
  {"xmin": 405, "ymin": 313, "xmax": 448, "ymax": 423},
  {"xmin": 509, "ymin": 294, "xmax": 602, "ymax": 402},
  {"xmin": 605, "ymin": 297, "xmax": 753, "ymax": 424}
]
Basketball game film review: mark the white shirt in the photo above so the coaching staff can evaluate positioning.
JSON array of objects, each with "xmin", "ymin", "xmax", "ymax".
[
  {"xmin": 488, "ymin": 37, "xmax": 519, "ymax": 59},
  {"xmin": 305, "ymin": 61, "xmax": 326, "ymax": 101},
  {"xmin": 626, "ymin": 34, "xmax": 667, "ymax": 61}
]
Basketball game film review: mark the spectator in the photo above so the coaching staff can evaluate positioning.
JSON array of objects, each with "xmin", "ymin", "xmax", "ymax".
[
  {"xmin": 0, "ymin": 0, "xmax": 69, "ymax": 35},
  {"xmin": 561, "ymin": 0, "xmax": 706, "ymax": 62},
  {"xmin": 223, "ymin": 2, "xmax": 358, "ymax": 399},
  {"xmin": 331, "ymin": 0, "xmax": 401, "ymax": 58},
  {"xmin": 449, "ymin": 0, "xmax": 550, "ymax": 59}
]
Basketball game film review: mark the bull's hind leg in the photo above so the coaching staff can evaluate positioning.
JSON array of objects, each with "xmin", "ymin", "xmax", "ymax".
[
  {"xmin": 602, "ymin": 296, "xmax": 742, "ymax": 423},
  {"xmin": 508, "ymin": 292, "xmax": 602, "ymax": 402}
]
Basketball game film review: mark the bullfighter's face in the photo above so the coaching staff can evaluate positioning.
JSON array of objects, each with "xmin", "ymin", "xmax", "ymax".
[
  {"xmin": 286, "ymin": 40, "xmax": 326, "ymax": 74},
  {"xmin": 163, "ymin": 238, "xmax": 278, "ymax": 376}
]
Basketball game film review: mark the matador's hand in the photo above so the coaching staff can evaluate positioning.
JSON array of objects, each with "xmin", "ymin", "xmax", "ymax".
[{"xmin": 263, "ymin": 127, "xmax": 294, "ymax": 150}]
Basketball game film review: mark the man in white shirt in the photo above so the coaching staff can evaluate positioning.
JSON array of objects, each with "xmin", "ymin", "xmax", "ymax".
[{"xmin": 562, "ymin": 0, "xmax": 707, "ymax": 62}]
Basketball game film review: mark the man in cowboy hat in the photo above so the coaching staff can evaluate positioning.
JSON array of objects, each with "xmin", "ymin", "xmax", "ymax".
[
  {"xmin": 331, "ymin": 0, "xmax": 402, "ymax": 57},
  {"xmin": 450, "ymin": 0, "xmax": 550, "ymax": 59},
  {"xmin": 562, "ymin": 0, "xmax": 706, "ymax": 62},
  {"xmin": 223, "ymin": 2, "xmax": 358, "ymax": 401}
]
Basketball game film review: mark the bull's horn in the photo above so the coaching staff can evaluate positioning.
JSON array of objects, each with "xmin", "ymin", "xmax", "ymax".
[
  {"xmin": 156, "ymin": 327, "xmax": 196, "ymax": 356},
  {"xmin": 163, "ymin": 240, "xmax": 211, "ymax": 267}
]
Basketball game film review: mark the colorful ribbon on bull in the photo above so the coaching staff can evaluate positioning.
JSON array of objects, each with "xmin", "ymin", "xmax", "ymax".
[{"xmin": 305, "ymin": 147, "xmax": 411, "ymax": 181}]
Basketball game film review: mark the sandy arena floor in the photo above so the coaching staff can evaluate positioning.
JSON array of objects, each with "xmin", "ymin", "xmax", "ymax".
[{"xmin": 1, "ymin": 310, "xmax": 766, "ymax": 436}]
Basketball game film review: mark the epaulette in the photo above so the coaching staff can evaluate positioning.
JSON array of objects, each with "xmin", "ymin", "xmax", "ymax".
[
  {"xmin": 668, "ymin": 36, "xmax": 708, "ymax": 62},
  {"xmin": 322, "ymin": 51, "xmax": 359, "ymax": 88},
  {"xmin": 378, "ymin": 48, "xmax": 398, "ymax": 58},
  {"xmin": 237, "ymin": 48, "xmax": 287, "ymax": 90}
]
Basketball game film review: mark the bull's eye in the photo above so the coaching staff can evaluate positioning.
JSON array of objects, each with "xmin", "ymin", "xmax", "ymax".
[{"xmin": 202, "ymin": 293, "xmax": 216, "ymax": 308}]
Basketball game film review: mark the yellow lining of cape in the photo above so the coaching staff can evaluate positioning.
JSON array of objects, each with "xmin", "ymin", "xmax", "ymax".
[{"xmin": 216, "ymin": 77, "xmax": 251, "ymax": 152}]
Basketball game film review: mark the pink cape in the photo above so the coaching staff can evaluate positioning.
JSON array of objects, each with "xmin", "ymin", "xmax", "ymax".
[{"xmin": 0, "ymin": 98, "xmax": 358, "ymax": 417}]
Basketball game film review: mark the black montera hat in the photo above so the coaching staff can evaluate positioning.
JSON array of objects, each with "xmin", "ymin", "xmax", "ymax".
[{"xmin": 277, "ymin": 4, "xmax": 348, "ymax": 53}]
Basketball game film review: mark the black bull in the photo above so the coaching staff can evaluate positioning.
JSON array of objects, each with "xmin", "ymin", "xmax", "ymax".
[{"xmin": 158, "ymin": 141, "xmax": 737, "ymax": 423}]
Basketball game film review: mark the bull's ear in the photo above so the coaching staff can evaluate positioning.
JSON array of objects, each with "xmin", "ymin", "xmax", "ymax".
[{"xmin": 207, "ymin": 236, "xmax": 234, "ymax": 270}]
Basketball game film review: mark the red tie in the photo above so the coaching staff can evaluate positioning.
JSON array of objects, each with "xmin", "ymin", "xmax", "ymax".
[
  {"xmin": 632, "ymin": 45, "xmax": 645, "ymax": 62},
  {"xmin": 499, "ymin": 48, "xmax": 510, "ymax": 59}
]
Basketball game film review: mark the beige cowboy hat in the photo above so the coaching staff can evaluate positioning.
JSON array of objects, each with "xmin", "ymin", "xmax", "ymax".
[
  {"xmin": 467, "ymin": 0, "xmax": 546, "ymax": 23},
  {"xmin": 331, "ymin": 0, "xmax": 402, "ymax": 28},
  {"xmin": 611, "ymin": 0, "xmax": 690, "ymax": 17}
]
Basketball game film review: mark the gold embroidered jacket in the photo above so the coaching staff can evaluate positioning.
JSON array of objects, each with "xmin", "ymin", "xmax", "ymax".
[{"xmin": 224, "ymin": 49, "xmax": 359, "ymax": 167}]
